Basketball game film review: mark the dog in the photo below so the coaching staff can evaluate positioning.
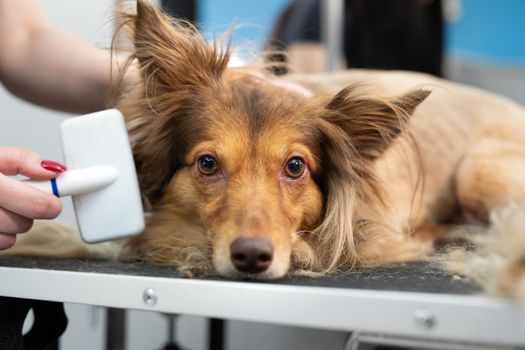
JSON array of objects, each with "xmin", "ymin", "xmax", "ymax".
[{"xmin": 6, "ymin": 1, "xmax": 525, "ymax": 297}]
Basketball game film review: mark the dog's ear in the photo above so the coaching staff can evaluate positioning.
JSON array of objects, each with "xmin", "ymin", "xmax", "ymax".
[
  {"xmin": 325, "ymin": 86, "xmax": 430, "ymax": 160},
  {"xmin": 116, "ymin": 1, "xmax": 231, "ymax": 207},
  {"xmin": 133, "ymin": 0, "xmax": 229, "ymax": 91},
  {"xmin": 308, "ymin": 87, "xmax": 430, "ymax": 271}
]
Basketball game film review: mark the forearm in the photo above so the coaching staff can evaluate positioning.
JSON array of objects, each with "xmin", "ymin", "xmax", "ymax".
[
  {"xmin": 0, "ymin": 0, "xmax": 133, "ymax": 114},
  {"xmin": 1, "ymin": 27, "xmax": 112, "ymax": 113}
]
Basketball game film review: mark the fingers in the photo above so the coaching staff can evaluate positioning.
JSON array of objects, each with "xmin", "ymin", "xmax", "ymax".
[
  {"xmin": 0, "ymin": 146, "xmax": 66, "ymax": 180},
  {"xmin": 0, "ymin": 208, "xmax": 31, "ymax": 250},
  {"xmin": 0, "ymin": 147, "xmax": 65, "ymax": 251},
  {"xmin": 0, "ymin": 174, "xmax": 62, "ymax": 219},
  {"xmin": 0, "ymin": 234, "xmax": 16, "ymax": 250},
  {"xmin": 0, "ymin": 207, "xmax": 33, "ymax": 234}
]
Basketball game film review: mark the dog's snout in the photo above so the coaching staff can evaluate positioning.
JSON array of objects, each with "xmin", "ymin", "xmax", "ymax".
[{"xmin": 230, "ymin": 237, "xmax": 274, "ymax": 274}]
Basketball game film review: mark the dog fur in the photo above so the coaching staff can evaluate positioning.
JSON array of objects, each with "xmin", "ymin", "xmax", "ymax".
[{"xmin": 5, "ymin": 1, "xmax": 525, "ymax": 296}]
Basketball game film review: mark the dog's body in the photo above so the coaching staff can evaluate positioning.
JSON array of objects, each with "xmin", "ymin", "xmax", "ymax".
[
  {"xmin": 289, "ymin": 69, "xmax": 525, "ymax": 229},
  {"xmin": 116, "ymin": 59, "xmax": 525, "ymax": 277},
  {"xmin": 5, "ymin": 1, "xmax": 525, "ymax": 296}
]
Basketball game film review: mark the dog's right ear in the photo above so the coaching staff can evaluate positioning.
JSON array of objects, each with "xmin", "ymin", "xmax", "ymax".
[
  {"xmin": 116, "ymin": 1, "xmax": 231, "ymax": 207},
  {"xmin": 132, "ymin": 0, "xmax": 229, "ymax": 91}
]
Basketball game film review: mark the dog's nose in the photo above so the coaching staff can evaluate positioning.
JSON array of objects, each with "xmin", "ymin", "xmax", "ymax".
[{"xmin": 230, "ymin": 237, "xmax": 274, "ymax": 274}]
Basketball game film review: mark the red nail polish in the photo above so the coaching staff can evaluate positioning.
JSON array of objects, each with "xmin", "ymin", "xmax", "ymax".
[{"xmin": 41, "ymin": 160, "xmax": 67, "ymax": 173}]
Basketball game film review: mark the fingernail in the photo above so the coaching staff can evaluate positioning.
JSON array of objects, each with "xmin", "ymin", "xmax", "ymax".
[{"xmin": 41, "ymin": 160, "xmax": 67, "ymax": 173}]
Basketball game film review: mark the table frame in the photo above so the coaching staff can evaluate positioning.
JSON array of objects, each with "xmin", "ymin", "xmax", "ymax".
[{"xmin": 1, "ymin": 265, "xmax": 525, "ymax": 348}]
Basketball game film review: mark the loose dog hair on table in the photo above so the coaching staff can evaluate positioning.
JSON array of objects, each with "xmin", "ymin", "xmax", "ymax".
[{"xmin": 6, "ymin": 0, "xmax": 525, "ymax": 300}]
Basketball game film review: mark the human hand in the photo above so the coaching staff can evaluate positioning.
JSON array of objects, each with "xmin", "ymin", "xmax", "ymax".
[{"xmin": 0, "ymin": 147, "xmax": 66, "ymax": 249}]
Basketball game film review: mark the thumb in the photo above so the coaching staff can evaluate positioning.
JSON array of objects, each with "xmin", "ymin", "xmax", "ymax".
[{"xmin": 0, "ymin": 147, "xmax": 67, "ymax": 180}]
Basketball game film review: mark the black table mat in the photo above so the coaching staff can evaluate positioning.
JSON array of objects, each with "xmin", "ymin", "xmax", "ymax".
[{"xmin": 0, "ymin": 256, "xmax": 479, "ymax": 295}]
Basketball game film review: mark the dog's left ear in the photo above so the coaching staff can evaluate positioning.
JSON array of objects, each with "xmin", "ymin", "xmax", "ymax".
[
  {"xmin": 309, "ymin": 87, "xmax": 430, "ymax": 271},
  {"xmin": 325, "ymin": 86, "xmax": 431, "ymax": 160}
]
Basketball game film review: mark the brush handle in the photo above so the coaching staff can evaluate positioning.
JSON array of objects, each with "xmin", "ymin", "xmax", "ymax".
[{"xmin": 24, "ymin": 166, "xmax": 118, "ymax": 197}]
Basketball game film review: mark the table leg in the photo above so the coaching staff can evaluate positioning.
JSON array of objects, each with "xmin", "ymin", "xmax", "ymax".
[
  {"xmin": 208, "ymin": 318, "xmax": 225, "ymax": 350},
  {"xmin": 106, "ymin": 308, "xmax": 126, "ymax": 350}
]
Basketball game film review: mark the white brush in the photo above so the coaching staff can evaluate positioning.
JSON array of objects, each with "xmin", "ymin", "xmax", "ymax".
[{"xmin": 24, "ymin": 109, "xmax": 144, "ymax": 243}]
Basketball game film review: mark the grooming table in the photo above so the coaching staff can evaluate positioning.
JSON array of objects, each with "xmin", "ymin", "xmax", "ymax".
[{"xmin": 0, "ymin": 257, "xmax": 524, "ymax": 350}]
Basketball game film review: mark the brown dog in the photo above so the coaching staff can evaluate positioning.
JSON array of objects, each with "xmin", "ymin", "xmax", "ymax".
[{"xmin": 7, "ymin": 1, "xmax": 525, "ymax": 290}]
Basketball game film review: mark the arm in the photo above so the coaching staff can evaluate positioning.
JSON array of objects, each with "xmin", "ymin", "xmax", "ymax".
[{"xmin": 0, "ymin": 0, "xmax": 132, "ymax": 113}]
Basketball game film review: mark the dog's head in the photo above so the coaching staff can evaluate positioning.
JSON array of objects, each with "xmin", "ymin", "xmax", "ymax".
[{"xmin": 118, "ymin": 0, "xmax": 429, "ymax": 278}]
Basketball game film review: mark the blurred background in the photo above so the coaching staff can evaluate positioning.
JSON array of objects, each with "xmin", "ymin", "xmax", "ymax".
[
  {"xmin": 1, "ymin": 0, "xmax": 524, "ymax": 349},
  {"xmin": 195, "ymin": 0, "xmax": 525, "ymax": 103}
]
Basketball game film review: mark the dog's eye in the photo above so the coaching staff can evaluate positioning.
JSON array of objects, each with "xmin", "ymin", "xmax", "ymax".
[
  {"xmin": 285, "ymin": 157, "xmax": 305, "ymax": 178},
  {"xmin": 198, "ymin": 155, "xmax": 218, "ymax": 176}
]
